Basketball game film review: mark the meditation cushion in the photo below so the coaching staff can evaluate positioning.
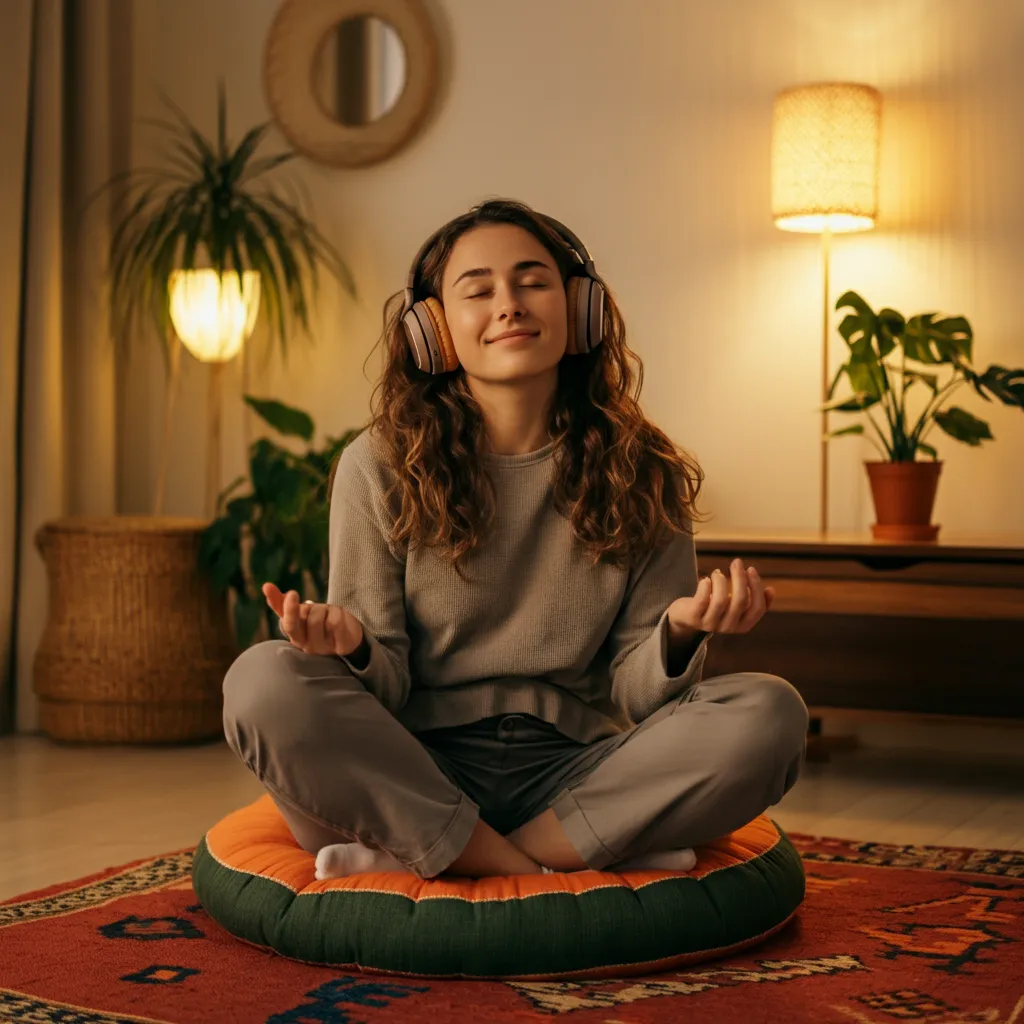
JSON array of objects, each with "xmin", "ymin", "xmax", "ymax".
[{"xmin": 192, "ymin": 793, "xmax": 805, "ymax": 980}]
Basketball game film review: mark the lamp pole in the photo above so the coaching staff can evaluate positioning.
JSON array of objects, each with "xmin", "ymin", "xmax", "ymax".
[{"xmin": 820, "ymin": 226, "xmax": 832, "ymax": 536}]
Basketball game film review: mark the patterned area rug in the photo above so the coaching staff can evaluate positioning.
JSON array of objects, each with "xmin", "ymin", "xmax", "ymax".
[{"xmin": 1, "ymin": 833, "xmax": 1022, "ymax": 1024}]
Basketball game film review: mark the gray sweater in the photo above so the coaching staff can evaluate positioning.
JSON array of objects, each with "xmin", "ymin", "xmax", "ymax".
[{"xmin": 327, "ymin": 427, "xmax": 710, "ymax": 744}]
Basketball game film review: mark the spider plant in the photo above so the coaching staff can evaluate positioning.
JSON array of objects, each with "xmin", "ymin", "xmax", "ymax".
[
  {"xmin": 107, "ymin": 83, "xmax": 355, "ymax": 364},
  {"xmin": 95, "ymin": 84, "xmax": 357, "ymax": 511}
]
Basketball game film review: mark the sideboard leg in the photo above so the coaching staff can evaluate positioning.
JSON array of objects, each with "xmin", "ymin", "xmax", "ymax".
[{"xmin": 805, "ymin": 714, "xmax": 859, "ymax": 762}]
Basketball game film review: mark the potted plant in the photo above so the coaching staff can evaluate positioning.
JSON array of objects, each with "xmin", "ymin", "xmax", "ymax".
[
  {"xmin": 825, "ymin": 290, "xmax": 1024, "ymax": 541},
  {"xmin": 32, "ymin": 88, "xmax": 357, "ymax": 744},
  {"xmin": 198, "ymin": 396, "xmax": 364, "ymax": 648},
  {"xmin": 103, "ymin": 83, "xmax": 356, "ymax": 512}
]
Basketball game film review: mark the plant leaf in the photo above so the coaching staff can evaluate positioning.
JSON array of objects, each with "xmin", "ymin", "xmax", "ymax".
[
  {"xmin": 835, "ymin": 291, "xmax": 877, "ymax": 350},
  {"xmin": 156, "ymin": 88, "xmax": 218, "ymax": 174},
  {"xmin": 239, "ymin": 151, "xmax": 296, "ymax": 183},
  {"xmin": 971, "ymin": 363, "xmax": 1024, "ymax": 407},
  {"xmin": 262, "ymin": 193, "xmax": 357, "ymax": 299},
  {"xmin": 244, "ymin": 395, "xmax": 315, "ymax": 440},
  {"xmin": 225, "ymin": 122, "xmax": 272, "ymax": 183},
  {"xmin": 932, "ymin": 406, "xmax": 994, "ymax": 446},
  {"xmin": 233, "ymin": 595, "xmax": 265, "ymax": 649},
  {"xmin": 903, "ymin": 370, "xmax": 938, "ymax": 393},
  {"xmin": 876, "ymin": 308, "xmax": 905, "ymax": 359},
  {"xmin": 237, "ymin": 207, "xmax": 288, "ymax": 354},
  {"xmin": 824, "ymin": 394, "xmax": 881, "ymax": 412}
]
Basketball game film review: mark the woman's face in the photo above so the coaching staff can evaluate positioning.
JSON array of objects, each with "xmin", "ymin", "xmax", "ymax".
[{"xmin": 439, "ymin": 223, "xmax": 568, "ymax": 382}]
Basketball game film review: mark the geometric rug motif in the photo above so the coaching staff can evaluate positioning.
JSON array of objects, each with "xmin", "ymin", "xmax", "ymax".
[{"xmin": 1, "ymin": 834, "xmax": 1022, "ymax": 1024}]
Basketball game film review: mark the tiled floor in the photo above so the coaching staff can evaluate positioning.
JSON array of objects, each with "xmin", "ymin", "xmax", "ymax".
[{"xmin": 1, "ymin": 733, "xmax": 1022, "ymax": 903}]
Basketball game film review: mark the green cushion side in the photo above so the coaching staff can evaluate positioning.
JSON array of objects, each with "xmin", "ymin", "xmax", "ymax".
[{"xmin": 192, "ymin": 823, "xmax": 805, "ymax": 978}]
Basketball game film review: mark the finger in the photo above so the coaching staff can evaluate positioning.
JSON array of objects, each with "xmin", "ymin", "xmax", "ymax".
[
  {"xmin": 692, "ymin": 575, "xmax": 713, "ymax": 607},
  {"xmin": 736, "ymin": 565, "xmax": 767, "ymax": 631},
  {"xmin": 262, "ymin": 582, "xmax": 284, "ymax": 618},
  {"xmin": 704, "ymin": 567, "xmax": 731, "ymax": 631},
  {"xmin": 678, "ymin": 577, "xmax": 713, "ymax": 632},
  {"xmin": 282, "ymin": 590, "xmax": 306, "ymax": 646},
  {"xmin": 764, "ymin": 586, "xmax": 776, "ymax": 611},
  {"xmin": 305, "ymin": 603, "xmax": 330, "ymax": 653},
  {"xmin": 717, "ymin": 558, "xmax": 751, "ymax": 633}
]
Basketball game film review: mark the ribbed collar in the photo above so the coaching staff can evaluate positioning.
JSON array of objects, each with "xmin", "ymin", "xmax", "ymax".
[{"xmin": 482, "ymin": 439, "xmax": 556, "ymax": 467}]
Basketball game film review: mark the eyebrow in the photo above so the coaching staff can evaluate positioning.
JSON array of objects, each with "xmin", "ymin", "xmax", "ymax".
[{"xmin": 451, "ymin": 259, "xmax": 554, "ymax": 288}]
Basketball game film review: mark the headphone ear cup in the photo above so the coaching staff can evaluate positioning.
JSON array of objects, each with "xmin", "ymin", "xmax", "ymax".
[
  {"xmin": 422, "ymin": 297, "xmax": 459, "ymax": 372},
  {"xmin": 402, "ymin": 297, "xmax": 459, "ymax": 374},
  {"xmin": 565, "ymin": 275, "xmax": 606, "ymax": 356},
  {"xmin": 565, "ymin": 277, "xmax": 581, "ymax": 356}
]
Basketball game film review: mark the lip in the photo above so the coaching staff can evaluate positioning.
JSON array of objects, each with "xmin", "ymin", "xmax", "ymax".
[{"xmin": 488, "ymin": 330, "xmax": 539, "ymax": 344}]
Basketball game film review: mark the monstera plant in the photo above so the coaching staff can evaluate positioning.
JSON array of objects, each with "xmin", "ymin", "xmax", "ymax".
[{"xmin": 825, "ymin": 290, "xmax": 1023, "ymax": 540}]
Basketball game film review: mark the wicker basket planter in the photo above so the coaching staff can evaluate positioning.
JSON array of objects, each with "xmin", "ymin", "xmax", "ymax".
[{"xmin": 33, "ymin": 516, "xmax": 238, "ymax": 744}]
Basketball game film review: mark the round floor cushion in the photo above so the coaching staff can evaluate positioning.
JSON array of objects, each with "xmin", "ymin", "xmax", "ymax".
[{"xmin": 192, "ymin": 793, "xmax": 805, "ymax": 980}]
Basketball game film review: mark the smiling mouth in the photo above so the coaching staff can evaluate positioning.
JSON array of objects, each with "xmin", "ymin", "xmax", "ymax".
[{"xmin": 488, "ymin": 331, "xmax": 539, "ymax": 344}]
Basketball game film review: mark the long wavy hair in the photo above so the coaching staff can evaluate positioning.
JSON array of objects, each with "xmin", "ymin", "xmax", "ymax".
[{"xmin": 343, "ymin": 198, "xmax": 707, "ymax": 580}]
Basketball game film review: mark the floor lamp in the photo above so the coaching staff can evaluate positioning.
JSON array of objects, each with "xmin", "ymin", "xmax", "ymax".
[
  {"xmin": 169, "ymin": 269, "xmax": 262, "ymax": 518},
  {"xmin": 771, "ymin": 83, "xmax": 882, "ymax": 535}
]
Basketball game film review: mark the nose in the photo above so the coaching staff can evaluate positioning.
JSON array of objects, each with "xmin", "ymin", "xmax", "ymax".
[{"xmin": 494, "ymin": 279, "xmax": 528, "ymax": 322}]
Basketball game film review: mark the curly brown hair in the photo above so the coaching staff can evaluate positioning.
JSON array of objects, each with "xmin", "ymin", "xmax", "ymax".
[{"xmin": 342, "ymin": 197, "xmax": 707, "ymax": 580}]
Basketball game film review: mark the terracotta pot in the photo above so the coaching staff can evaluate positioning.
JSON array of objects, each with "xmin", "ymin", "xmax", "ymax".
[{"xmin": 864, "ymin": 461, "xmax": 942, "ymax": 542}]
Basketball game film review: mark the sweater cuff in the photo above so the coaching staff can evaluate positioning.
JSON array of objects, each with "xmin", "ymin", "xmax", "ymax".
[
  {"xmin": 658, "ymin": 609, "xmax": 711, "ymax": 683},
  {"xmin": 338, "ymin": 631, "xmax": 379, "ymax": 677}
]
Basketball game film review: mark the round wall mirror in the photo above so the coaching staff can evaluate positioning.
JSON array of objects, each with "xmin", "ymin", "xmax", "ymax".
[
  {"xmin": 313, "ymin": 16, "xmax": 408, "ymax": 127},
  {"xmin": 264, "ymin": 0, "xmax": 438, "ymax": 169}
]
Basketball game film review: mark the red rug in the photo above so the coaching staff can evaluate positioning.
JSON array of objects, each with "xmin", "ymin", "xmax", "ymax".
[{"xmin": 2, "ymin": 833, "xmax": 1022, "ymax": 1023}]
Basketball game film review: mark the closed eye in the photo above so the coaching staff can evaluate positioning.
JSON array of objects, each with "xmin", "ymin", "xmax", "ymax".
[{"xmin": 468, "ymin": 283, "xmax": 548, "ymax": 299}]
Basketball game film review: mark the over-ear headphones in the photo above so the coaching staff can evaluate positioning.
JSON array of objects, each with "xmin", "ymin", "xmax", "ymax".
[{"xmin": 400, "ymin": 213, "xmax": 606, "ymax": 375}]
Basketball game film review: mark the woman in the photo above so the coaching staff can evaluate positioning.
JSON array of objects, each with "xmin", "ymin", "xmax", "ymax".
[{"xmin": 222, "ymin": 198, "xmax": 808, "ymax": 882}]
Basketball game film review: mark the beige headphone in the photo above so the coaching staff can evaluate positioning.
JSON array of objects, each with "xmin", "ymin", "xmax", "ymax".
[{"xmin": 400, "ymin": 214, "xmax": 607, "ymax": 375}]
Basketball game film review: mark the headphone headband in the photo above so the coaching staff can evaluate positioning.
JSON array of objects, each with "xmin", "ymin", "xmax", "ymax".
[{"xmin": 403, "ymin": 212, "xmax": 601, "ymax": 311}]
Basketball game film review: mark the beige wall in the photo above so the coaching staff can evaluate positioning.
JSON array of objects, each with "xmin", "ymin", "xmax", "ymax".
[
  {"xmin": 124, "ymin": 0, "xmax": 1024, "ymax": 533},
  {"xmin": 121, "ymin": 0, "xmax": 1024, "ymax": 750}
]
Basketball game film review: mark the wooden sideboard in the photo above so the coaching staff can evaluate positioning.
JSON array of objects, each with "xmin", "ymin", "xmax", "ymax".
[{"xmin": 693, "ymin": 529, "xmax": 1024, "ymax": 720}]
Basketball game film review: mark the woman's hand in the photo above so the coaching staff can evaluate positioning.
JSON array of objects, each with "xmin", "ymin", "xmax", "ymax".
[
  {"xmin": 261, "ymin": 582, "xmax": 365, "ymax": 658},
  {"xmin": 667, "ymin": 558, "xmax": 776, "ymax": 637}
]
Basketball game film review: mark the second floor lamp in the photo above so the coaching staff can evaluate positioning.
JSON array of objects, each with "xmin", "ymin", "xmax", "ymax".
[{"xmin": 771, "ymin": 82, "xmax": 882, "ymax": 534}]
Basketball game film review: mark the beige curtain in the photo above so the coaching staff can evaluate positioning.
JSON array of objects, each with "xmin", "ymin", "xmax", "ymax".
[{"xmin": 0, "ymin": 0, "xmax": 128, "ymax": 734}]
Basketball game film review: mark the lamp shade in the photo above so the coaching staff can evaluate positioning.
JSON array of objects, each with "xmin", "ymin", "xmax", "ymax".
[
  {"xmin": 771, "ymin": 83, "xmax": 881, "ymax": 233},
  {"xmin": 169, "ymin": 269, "xmax": 261, "ymax": 363}
]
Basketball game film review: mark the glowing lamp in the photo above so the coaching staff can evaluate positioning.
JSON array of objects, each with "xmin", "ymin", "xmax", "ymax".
[
  {"xmin": 169, "ymin": 269, "xmax": 261, "ymax": 363},
  {"xmin": 771, "ymin": 83, "xmax": 880, "ymax": 234},
  {"xmin": 770, "ymin": 82, "xmax": 882, "ymax": 535}
]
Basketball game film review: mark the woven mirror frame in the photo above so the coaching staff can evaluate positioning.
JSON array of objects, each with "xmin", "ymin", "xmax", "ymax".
[{"xmin": 263, "ymin": 0, "xmax": 439, "ymax": 168}]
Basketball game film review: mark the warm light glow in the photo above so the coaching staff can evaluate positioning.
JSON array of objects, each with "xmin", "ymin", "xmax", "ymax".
[
  {"xmin": 169, "ymin": 269, "xmax": 261, "ymax": 362},
  {"xmin": 771, "ymin": 83, "xmax": 881, "ymax": 234}
]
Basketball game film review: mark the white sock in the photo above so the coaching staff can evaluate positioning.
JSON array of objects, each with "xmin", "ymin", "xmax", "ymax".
[
  {"xmin": 316, "ymin": 846, "xmax": 566, "ymax": 880},
  {"xmin": 314, "ymin": 842, "xmax": 411, "ymax": 880},
  {"xmin": 613, "ymin": 847, "xmax": 697, "ymax": 872}
]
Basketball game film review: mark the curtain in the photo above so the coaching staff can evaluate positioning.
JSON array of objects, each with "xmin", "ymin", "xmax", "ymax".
[{"xmin": 0, "ymin": 0, "xmax": 128, "ymax": 734}]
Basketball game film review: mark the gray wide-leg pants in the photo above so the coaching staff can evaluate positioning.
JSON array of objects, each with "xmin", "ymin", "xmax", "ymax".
[{"xmin": 222, "ymin": 640, "xmax": 809, "ymax": 879}]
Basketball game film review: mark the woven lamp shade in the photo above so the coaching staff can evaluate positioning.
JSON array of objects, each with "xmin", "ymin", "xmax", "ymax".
[{"xmin": 771, "ymin": 82, "xmax": 881, "ymax": 233}]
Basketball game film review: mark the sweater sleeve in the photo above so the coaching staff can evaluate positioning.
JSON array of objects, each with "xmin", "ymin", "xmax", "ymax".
[
  {"xmin": 606, "ymin": 520, "xmax": 711, "ymax": 725},
  {"xmin": 326, "ymin": 444, "xmax": 412, "ymax": 715}
]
